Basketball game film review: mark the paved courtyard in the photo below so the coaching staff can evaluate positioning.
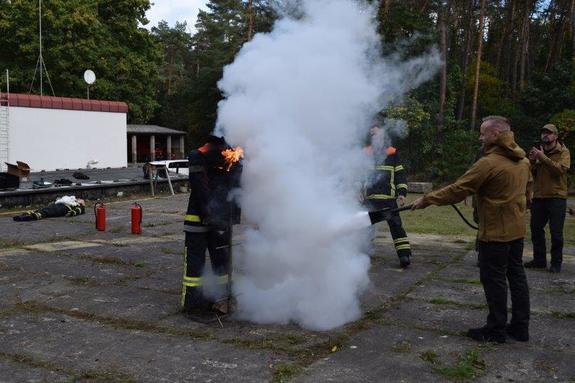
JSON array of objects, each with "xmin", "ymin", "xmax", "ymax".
[{"xmin": 0, "ymin": 193, "xmax": 573, "ymax": 382}]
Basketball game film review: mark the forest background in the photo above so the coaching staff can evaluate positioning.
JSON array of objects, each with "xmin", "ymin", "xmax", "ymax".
[{"xmin": 1, "ymin": 0, "xmax": 574, "ymax": 184}]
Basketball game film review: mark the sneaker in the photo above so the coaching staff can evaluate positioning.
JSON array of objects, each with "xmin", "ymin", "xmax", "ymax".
[
  {"xmin": 399, "ymin": 256, "xmax": 411, "ymax": 268},
  {"xmin": 466, "ymin": 327, "xmax": 506, "ymax": 343},
  {"xmin": 524, "ymin": 260, "xmax": 546, "ymax": 269},
  {"xmin": 505, "ymin": 325, "xmax": 529, "ymax": 342},
  {"xmin": 549, "ymin": 265, "xmax": 561, "ymax": 273}
]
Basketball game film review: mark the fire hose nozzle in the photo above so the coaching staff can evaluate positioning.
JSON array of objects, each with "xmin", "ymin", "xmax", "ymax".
[{"xmin": 368, "ymin": 204, "xmax": 413, "ymax": 225}]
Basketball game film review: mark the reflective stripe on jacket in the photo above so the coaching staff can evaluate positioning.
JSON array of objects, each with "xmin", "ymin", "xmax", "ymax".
[{"xmin": 365, "ymin": 146, "xmax": 408, "ymax": 200}]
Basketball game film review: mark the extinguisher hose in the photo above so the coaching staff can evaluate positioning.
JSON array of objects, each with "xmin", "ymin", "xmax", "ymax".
[
  {"xmin": 135, "ymin": 203, "xmax": 143, "ymax": 224},
  {"xmin": 450, "ymin": 204, "xmax": 479, "ymax": 230}
]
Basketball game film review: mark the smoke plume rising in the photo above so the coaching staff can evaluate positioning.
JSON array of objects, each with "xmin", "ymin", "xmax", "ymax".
[{"xmin": 215, "ymin": 0, "xmax": 439, "ymax": 330}]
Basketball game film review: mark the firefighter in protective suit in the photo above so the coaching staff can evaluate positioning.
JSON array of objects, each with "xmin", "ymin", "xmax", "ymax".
[
  {"xmin": 182, "ymin": 135, "xmax": 242, "ymax": 316},
  {"xmin": 364, "ymin": 125, "xmax": 412, "ymax": 268}
]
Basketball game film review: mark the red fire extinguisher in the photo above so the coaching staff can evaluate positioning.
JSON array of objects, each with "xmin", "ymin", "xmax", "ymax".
[
  {"xmin": 94, "ymin": 201, "xmax": 106, "ymax": 231},
  {"xmin": 131, "ymin": 202, "xmax": 142, "ymax": 234}
]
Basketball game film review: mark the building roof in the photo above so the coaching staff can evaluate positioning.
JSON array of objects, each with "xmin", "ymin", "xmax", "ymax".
[
  {"xmin": 1, "ymin": 92, "xmax": 128, "ymax": 113},
  {"xmin": 127, "ymin": 124, "xmax": 186, "ymax": 135}
]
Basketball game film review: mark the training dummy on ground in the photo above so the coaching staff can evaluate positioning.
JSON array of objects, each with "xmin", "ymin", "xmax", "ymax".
[{"xmin": 13, "ymin": 196, "xmax": 86, "ymax": 221}]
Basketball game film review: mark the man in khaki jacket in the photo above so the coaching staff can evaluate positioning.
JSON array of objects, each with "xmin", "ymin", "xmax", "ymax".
[
  {"xmin": 524, "ymin": 124, "xmax": 571, "ymax": 273},
  {"xmin": 412, "ymin": 116, "xmax": 532, "ymax": 343}
]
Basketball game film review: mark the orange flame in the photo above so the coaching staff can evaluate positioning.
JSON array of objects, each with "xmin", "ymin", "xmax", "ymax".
[{"xmin": 221, "ymin": 146, "xmax": 244, "ymax": 171}]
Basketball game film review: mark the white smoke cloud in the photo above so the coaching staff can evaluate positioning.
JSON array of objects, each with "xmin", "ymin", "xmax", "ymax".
[{"xmin": 215, "ymin": 0, "xmax": 439, "ymax": 330}]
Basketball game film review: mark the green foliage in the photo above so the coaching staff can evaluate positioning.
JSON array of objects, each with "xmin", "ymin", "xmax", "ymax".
[
  {"xmin": 182, "ymin": 0, "xmax": 276, "ymax": 145},
  {"xmin": 420, "ymin": 350, "xmax": 439, "ymax": 364},
  {"xmin": 465, "ymin": 62, "xmax": 520, "ymax": 126},
  {"xmin": 435, "ymin": 128, "xmax": 478, "ymax": 181},
  {"xmin": 378, "ymin": 0, "xmax": 436, "ymax": 58},
  {"xmin": 550, "ymin": 109, "xmax": 575, "ymax": 188},
  {"xmin": 149, "ymin": 21, "xmax": 195, "ymax": 131},
  {"xmin": 521, "ymin": 60, "xmax": 575, "ymax": 125},
  {"xmin": 0, "ymin": 0, "xmax": 161, "ymax": 122},
  {"xmin": 433, "ymin": 349, "xmax": 486, "ymax": 382},
  {"xmin": 271, "ymin": 363, "xmax": 303, "ymax": 383},
  {"xmin": 550, "ymin": 109, "xmax": 575, "ymax": 142}
]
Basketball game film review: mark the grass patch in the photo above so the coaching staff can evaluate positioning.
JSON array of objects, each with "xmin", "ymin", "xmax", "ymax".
[
  {"xmin": 428, "ymin": 297, "xmax": 485, "ymax": 310},
  {"xmin": 403, "ymin": 196, "xmax": 575, "ymax": 246},
  {"xmin": 63, "ymin": 276, "xmax": 90, "ymax": 285},
  {"xmin": 0, "ymin": 238, "xmax": 22, "ymax": 249},
  {"xmin": 433, "ymin": 349, "xmax": 486, "ymax": 382},
  {"xmin": 13, "ymin": 301, "xmax": 214, "ymax": 340},
  {"xmin": 391, "ymin": 340, "xmax": 412, "ymax": 353},
  {"xmin": 544, "ymin": 286, "xmax": 575, "ymax": 295},
  {"xmin": 438, "ymin": 277, "xmax": 481, "ymax": 285},
  {"xmin": 0, "ymin": 351, "xmax": 136, "ymax": 383},
  {"xmin": 272, "ymin": 363, "xmax": 303, "ymax": 383},
  {"xmin": 109, "ymin": 226, "xmax": 125, "ymax": 233},
  {"xmin": 223, "ymin": 333, "xmax": 319, "ymax": 357},
  {"xmin": 161, "ymin": 247, "xmax": 181, "ymax": 256},
  {"xmin": 551, "ymin": 311, "xmax": 575, "ymax": 320},
  {"xmin": 430, "ymin": 298, "xmax": 453, "ymax": 305},
  {"xmin": 420, "ymin": 350, "xmax": 439, "ymax": 364},
  {"xmin": 401, "ymin": 196, "xmax": 477, "ymax": 236}
]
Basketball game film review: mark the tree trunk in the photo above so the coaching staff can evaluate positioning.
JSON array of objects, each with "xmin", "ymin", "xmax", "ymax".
[
  {"xmin": 438, "ymin": 0, "xmax": 447, "ymax": 129},
  {"xmin": 456, "ymin": 0, "xmax": 475, "ymax": 121},
  {"xmin": 247, "ymin": 0, "xmax": 254, "ymax": 41},
  {"xmin": 470, "ymin": 0, "xmax": 486, "ymax": 130},
  {"xmin": 496, "ymin": 0, "xmax": 515, "ymax": 79},
  {"xmin": 381, "ymin": 0, "xmax": 391, "ymax": 20},
  {"xmin": 571, "ymin": 0, "xmax": 575, "ymax": 59},
  {"xmin": 519, "ymin": 5, "xmax": 530, "ymax": 91},
  {"xmin": 457, "ymin": 0, "xmax": 475, "ymax": 120}
]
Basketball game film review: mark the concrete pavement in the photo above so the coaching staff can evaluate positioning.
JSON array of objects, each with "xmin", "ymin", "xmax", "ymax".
[{"xmin": 0, "ymin": 194, "xmax": 573, "ymax": 382}]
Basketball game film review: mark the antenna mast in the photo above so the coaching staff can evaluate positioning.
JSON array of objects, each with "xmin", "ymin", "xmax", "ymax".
[{"xmin": 29, "ymin": 0, "xmax": 55, "ymax": 96}]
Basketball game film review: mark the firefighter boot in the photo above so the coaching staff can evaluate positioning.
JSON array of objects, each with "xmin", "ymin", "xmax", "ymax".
[{"xmin": 399, "ymin": 256, "xmax": 411, "ymax": 268}]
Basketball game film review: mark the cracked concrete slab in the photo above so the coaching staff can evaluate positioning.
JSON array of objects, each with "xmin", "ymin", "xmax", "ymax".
[{"xmin": 0, "ymin": 193, "xmax": 573, "ymax": 382}]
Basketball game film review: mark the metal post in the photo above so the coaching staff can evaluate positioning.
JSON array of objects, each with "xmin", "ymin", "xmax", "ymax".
[
  {"xmin": 39, "ymin": 0, "xmax": 42, "ymax": 96},
  {"xmin": 131, "ymin": 135, "xmax": 137, "ymax": 164},
  {"xmin": 167, "ymin": 136, "xmax": 172, "ymax": 160},
  {"xmin": 150, "ymin": 135, "xmax": 156, "ymax": 161}
]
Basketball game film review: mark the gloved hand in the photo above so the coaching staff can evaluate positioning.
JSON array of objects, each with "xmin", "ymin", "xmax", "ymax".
[{"xmin": 397, "ymin": 195, "xmax": 406, "ymax": 206}]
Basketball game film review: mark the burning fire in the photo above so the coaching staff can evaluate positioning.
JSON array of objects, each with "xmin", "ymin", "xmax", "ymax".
[{"xmin": 221, "ymin": 146, "xmax": 244, "ymax": 171}]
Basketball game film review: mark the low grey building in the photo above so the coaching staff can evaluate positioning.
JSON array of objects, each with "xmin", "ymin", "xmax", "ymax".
[{"xmin": 127, "ymin": 124, "xmax": 186, "ymax": 163}]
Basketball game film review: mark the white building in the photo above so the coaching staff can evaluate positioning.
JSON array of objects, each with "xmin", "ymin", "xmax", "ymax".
[{"xmin": 0, "ymin": 92, "xmax": 128, "ymax": 172}]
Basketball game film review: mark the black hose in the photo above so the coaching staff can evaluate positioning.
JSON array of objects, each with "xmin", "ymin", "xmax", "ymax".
[{"xmin": 450, "ymin": 204, "xmax": 479, "ymax": 230}]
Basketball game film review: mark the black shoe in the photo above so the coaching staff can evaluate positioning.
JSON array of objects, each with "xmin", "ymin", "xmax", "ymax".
[
  {"xmin": 182, "ymin": 307, "xmax": 220, "ymax": 323},
  {"xmin": 399, "ymin": 256, "xmax": 411, "ymax": 268},
  {"xmin": 466, "ymin": 327, "xmax": 506, "ymax": 343},
  {"xmin": 524, "ymin": 260, "xmax": 546, "ymax": 269},
  {"xmin": 549, "ymin": 265, "xmax": 561, "ymax": 273},
  {"xmin": 505, "ymin": 325, "xmax": 529, "ymax": 342},
  {"xmin": 13, "ymin": 214, "xmax": 33, "ymax": 222}
]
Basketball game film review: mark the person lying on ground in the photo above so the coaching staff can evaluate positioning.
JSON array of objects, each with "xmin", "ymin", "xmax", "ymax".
[{"xmin": 13, "ymin": 196, "xmax": 86, "ymax": 222}]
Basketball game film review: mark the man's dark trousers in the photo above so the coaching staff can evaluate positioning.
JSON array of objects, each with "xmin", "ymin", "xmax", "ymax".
[
  {"xmin": 478, "ymin": 239, "xmax": 530, "ymax": 336},
  {"xmin": 530, "ymin": 198, "xmax": 567, "ymax": 267}
]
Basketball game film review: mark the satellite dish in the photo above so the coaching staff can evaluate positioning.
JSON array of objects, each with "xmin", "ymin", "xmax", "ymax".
[{"xmin": 83, "ymin": 69, "xmax": 96, "ymax": 85}]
